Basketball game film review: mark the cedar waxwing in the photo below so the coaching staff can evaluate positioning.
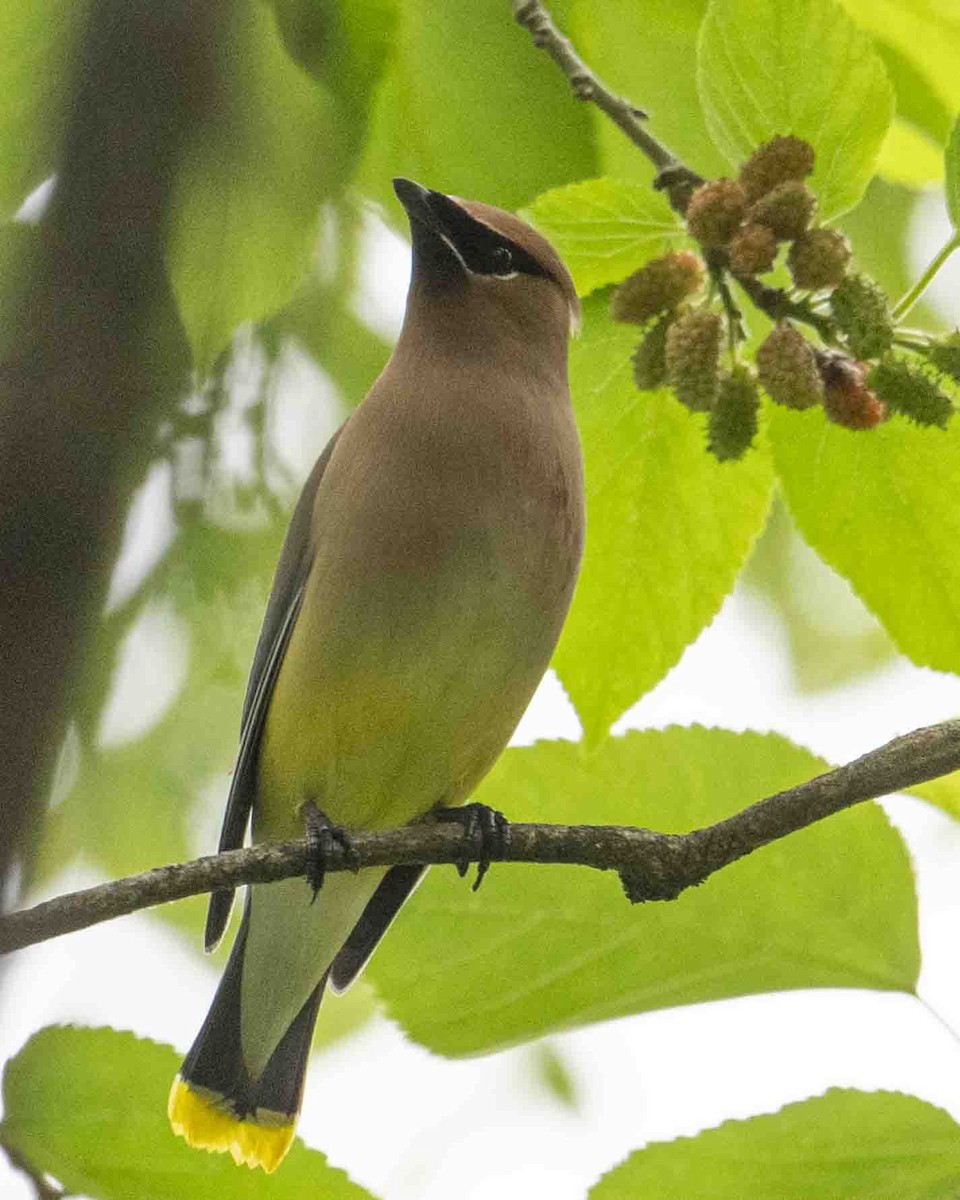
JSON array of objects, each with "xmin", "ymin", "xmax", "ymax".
[{"xmin": 168, "ymin": 178, "xmax": 584, "ymax": 1172}]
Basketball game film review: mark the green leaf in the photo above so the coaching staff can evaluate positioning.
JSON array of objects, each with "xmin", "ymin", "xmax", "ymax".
[
  {"xmin": 840, "ymin": 0, "xmax": 960, "ymax": 137},
  {"xmin": 554, "ymin": 296, "xmax": 774, "ymax": 742},
  {"xmin": 839, "ymin": 178, "xmax": 925, "ymax": 300},
  {"xmin": 591, "ymin": 1089, "xmax": 960, "ymax": 1199},
  {"xmin": 874, "ymin": 40, "xmax": 954, "ymax": 148},
  {"xmin": 877, "ymin": 119, "xmax": 944, "ymax": 189},
  {"xmin": 838, "ymin": 177, "xmax": 939, "ymax": 333},
  {"xmin": 268, "ymin": 0, "xmax": 396, "ymax": 179},
  {"xmin": 367, "ymin": 728, "xmax": 918, "ymax": 1057},
  {"xmin": 270, "ymin": 0, "xmax": 395, "ymax": 114},
  {"xmin": 0, "ymin": 1027, "xmax": 376, "ymax": 1199},
  {"xmin": 697, "ymin": 0, "xmax": 894, "ymax": 218},
  {"xmin": 870, "ymin": 40, "xmax": 954, "ymax": 187},
  {"xmin": 167, "ymin": 0, "xmax": 342, "ymax": 374},
  {"xmin": 946, "ymin": 114, "xmax": 960, "ymax": 231},
  {"xmin": 744, "ymin": 500, "xmax": 895, "ymax": 694},
  {"xmin": 770, "ymin": 406, "xmax": 960, "ymax": 678},
  {"xmin": 354, "ymin": 0, "xmax": 597, "ymax": 218},
  {"xmin": 910, "ymin": 771, "xmax": 960, "ymax": 822},
  {"xmin": 527, "ymin": 178, "xmax": 684, "ymax": 296},
  {"xmin": 0, "ymin": 0, "xmax": 86, "ymax": 218},
  {"xmin": 530, "ymin": 1042, "xmax": 580, "ymax": 1110}
]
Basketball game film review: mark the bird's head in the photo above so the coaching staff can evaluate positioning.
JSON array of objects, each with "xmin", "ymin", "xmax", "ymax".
[{"xmin": 393, "ymin": 178, "xmax": 581, "ymax": 353}]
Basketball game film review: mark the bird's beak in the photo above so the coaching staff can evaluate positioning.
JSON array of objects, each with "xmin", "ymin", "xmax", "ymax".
[
  {"xmin": 393, "ymin": 177, "xmax": 435, "ymax": 221},
  {"xmin": 393, "ymin": 177, "xmax": 468, "ymax": 244}
]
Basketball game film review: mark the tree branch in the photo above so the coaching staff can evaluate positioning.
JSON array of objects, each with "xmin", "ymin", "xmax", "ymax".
[
  {"xmin": 733, "ymin": 272, "xmax": 839, "ymax": 342},
  {"xmin": 512, "ymin": 0, "xmax": 703, "ymax": 212},
  {"xmin": 0, "ymin": 1134, "xmax": 65, "ymax": 1200},
  {"xmin": 2, "ymin": 719, "xmax": 958, "ymax": 955}
]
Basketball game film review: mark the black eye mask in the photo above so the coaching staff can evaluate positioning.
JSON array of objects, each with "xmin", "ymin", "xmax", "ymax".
[{"xmin": 425, "ymin": 191, "xmax": 549, "ymax": 279}]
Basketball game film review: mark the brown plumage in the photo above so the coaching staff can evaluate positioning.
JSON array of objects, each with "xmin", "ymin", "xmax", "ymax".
[{"xmin": 170, "ymin": 178, "xmax": 585, "ymax": 1171}]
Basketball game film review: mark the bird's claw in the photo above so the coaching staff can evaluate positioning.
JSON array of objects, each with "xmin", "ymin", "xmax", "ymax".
[
  {"xmin": 433, "ymin": 802, "xmax": 509, "ymax": 891},
  {"xmin": 303, "ymin": 801, "xmax": 360, "ymax": 900}
]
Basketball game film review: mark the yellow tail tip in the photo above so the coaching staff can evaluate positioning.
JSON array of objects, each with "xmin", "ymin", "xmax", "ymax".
[{"xmin": 168, "ymin": 1075, "xmax": 295, "ymax": 1173}]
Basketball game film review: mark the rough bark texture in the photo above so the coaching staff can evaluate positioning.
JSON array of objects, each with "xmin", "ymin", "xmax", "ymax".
[{"xmin": 2, "ymin": 719, "xmax": 957, "ymax": 954}]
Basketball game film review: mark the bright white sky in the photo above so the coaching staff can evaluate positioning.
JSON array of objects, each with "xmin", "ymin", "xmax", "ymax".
[{"xmin": 3, "ymin": 196, "xmax": 960, "ymax": 1200}]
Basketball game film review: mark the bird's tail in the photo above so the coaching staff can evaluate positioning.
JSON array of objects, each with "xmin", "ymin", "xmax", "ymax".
[{"xmin": 168, "ymin": 905, "xmax": 325, "ymax": 1173}]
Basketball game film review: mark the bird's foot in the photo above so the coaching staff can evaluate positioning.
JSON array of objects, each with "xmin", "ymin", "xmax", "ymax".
[
  {"xmin": 302, "ymin": 801, "xmax": 360, "ymax": 900},
  {"xmin": 432, "ymin": 802, "xmax": 509, "ymax": 892}
]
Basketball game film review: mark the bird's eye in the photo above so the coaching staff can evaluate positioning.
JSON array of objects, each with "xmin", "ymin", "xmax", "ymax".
[{"xmin": 490, "ymin": 245, "xmax": 514, "ymax": 276}]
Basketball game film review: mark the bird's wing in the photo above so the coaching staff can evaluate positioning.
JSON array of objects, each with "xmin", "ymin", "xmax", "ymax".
[
  {"xmin": 204, "ymin": 427, "xmax": 343, "ymax": 952},
  {"xmin": 329, "ymin": 864, "xmax": 428, "ymax": 992}
]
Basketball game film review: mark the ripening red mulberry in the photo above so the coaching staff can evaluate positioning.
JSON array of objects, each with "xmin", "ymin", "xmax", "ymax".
[
  {"xmin": 821, "ymin": 355, "xmax": 886, "ymax": 429},
  {"xmin": 727, "ymin": 223, "xmax": 778, "ymax": 276},
  {"xmin": 787, "ymin": 229, "xmax": 852, "ymax": 290},
  {"xmin": 685, "ymin": 179, "xmax": 747, "ymax": 248},
  {"xmin": 756, "ymin": 324, "xmax": 823, "ymax": 409},
  {"xmin": 611, "ymin": 252, "xmax": 704, "ymax": 324},
  {"xmin": 738, "ymin": 136, "xmax": 815, "ymax": 203},
  {"xmin": 749, "ymin": 181, "xmax": 817, "ymax": 241}
]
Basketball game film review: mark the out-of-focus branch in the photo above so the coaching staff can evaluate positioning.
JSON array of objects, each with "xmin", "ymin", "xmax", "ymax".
[
  {"xmin": 2, "ymin": 718, "xmax": 958, "ymax": 954},
  {"xmin": 0, "ymin": 1, "xmax": 229, "ymax": 900}
]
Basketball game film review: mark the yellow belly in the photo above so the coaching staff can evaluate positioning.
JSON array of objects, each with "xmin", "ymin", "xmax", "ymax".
[{"xmin": 255, "ymin": 563, "xmax": 548, "ymax": 839}]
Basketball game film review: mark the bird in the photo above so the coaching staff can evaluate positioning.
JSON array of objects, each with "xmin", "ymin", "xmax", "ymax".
[{"xmin": 168, "ymin": 177, "xmax": 584, "ymax": 1172}]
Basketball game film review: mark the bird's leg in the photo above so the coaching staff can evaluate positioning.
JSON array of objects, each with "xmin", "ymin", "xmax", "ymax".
[
  {"xmin": 302, "ymin": 800, "xmax": 361, "ymax": 900},
  {"xmin": 430, "ymin": 803, "xmax": 509, "ymax": 892}
]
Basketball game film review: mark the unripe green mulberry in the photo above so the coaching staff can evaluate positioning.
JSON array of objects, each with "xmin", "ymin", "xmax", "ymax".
[
  {"xmin": 787, "ymin": 229, "xmax": 852, "ymax": 290},
  {"xmin": 821, "ymin": 356, "xmax": 886, "ymax": 429},
  {"xmin": 685, "ymin": 179, "xmax": 747, "ymax": 248},
  {"xmin": 923, "ymin": 332, "xmax": 960, "ymax": 383},
  {"xmin": 738, "ymin": 135, "xmax": 815, "ymax": 203},
  {"xmin": 749, "ymin": 181, "xmax": 817, "ymax": 241},
  {"xmin": 708, "ymin": 367, "xmax": 760, "ymax": 461},
  {"xmin": 611, "ymin": 251, "xmax": 704, "ymax": 324},
  {"xmin": 666, "ymin": 309, "xmax": 723, "ymax": 411},
  {"xmin": 727, "ymin": 223, "xmax": 777, "ymax": 276},
  {"xmin": 868, "ymin": 357, "xmax": 953, "ymax": 429},
  {"xmin": 829, "ymin": 274, "xmax": 894, "ymax": 359},
  {"xmin": 632, "ymin": 314, "xmax": 672, "ymax": 390},
  {"xmin": 756, "ymin": 324, "xmax": 823, "ymax": 409}
]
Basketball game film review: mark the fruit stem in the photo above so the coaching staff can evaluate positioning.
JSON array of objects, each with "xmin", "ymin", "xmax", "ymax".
[{"xmin": 893, "ymin": 231, "xmax": 960, "ymax": 321}]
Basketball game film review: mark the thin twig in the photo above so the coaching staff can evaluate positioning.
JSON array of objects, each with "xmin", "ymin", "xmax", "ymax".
[
  {"xmin": 893, "ymin": 230, "xmax": 960, "ymax": 321},
  {"xmin": 512, "ymin": 0, "xmax": 702, "ymax": 212},
  {"xmin": 732, "ymin": 273, "xmax": 839, "ymax": 343},
  {"xmin": 2, "ymin": 719, "xmax": 958, "ymax": 955},
  {"xmin": 0, "ymin": 1135, "xmax": 65, "ymax": 1200},
  {"xmin": 705, "ymin": 249, "xmax": 746, "ymax": 348}
]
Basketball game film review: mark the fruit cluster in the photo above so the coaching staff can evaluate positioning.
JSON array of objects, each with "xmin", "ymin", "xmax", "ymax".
[
  {"xmin": 610, "ymin": 136, "xmax": 960, "ymax": 461},
  {"xmin": 686, "ymin": 136, "xmax": 850, "ymax": 290}
]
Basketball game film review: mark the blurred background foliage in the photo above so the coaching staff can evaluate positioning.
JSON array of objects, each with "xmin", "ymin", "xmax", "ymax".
[{"xmin": 4, "ymin": 0, "xmax": 960, "ymax": 1193}]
